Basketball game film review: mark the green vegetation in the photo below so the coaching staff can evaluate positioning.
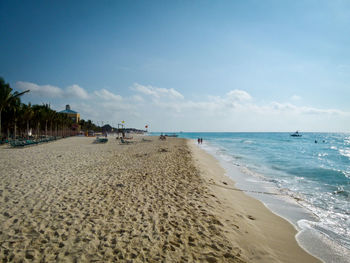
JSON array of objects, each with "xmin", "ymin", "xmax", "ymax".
[
  {"xmin": 0, "ymin": 77, "xmax": 101, "ymax": 140},
  {"xmin": 79, "ymin": 119, "xmax": 102, "ymax": 133}
]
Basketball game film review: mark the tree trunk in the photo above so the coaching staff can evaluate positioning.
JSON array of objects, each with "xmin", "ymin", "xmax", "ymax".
[
  {"xmin": 0, "ymin": 109, "xmax": 2, "ymax": 139},
  {"xmin": 27, "ymin": 120, "xmax": 29, "ymax": 138},
  {"xmin": 37, "ymin": 123, "xmax": 40, "ymax": 139},
  {"xmin": 14, "ymin": 119, "xmax": 17, "ymax": 139},
  {"xmin": 45, "ymin": 120, "xmax": 48, "ymax": 137}
]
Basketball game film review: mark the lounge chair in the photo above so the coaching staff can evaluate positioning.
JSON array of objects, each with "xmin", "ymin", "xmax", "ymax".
[{"xmin": 95, "ymin": 137, "xmax": 108, "ymax": 143}]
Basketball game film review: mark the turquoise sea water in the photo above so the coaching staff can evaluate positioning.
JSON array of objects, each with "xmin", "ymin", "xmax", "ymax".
[{"xmin": 152, "ymin": 132, "xmax": 350, "ymax": 261}]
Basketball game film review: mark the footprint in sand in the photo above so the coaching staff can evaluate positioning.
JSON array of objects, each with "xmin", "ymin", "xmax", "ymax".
[{"xmin": 247, "ymin": 215, "xmax": 256, "ymax": 220}]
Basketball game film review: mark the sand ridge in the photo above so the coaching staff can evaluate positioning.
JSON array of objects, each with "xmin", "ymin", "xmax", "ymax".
[{"xmin": 0, "ymin": 136, "xmax": 245, "ymax": 262}]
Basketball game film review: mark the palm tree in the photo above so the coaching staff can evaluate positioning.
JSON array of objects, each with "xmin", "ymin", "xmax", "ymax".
[
  {"xmin": 48, "ymin": 107, "xmax": 57, "ymax": 136},
  {"xmin": 10, "ymin": 96, "xmax": 21, "ymax": 139},
  {"xmin": 32, "ymin": 105, "xmax": 43, "ymax": 138},
  {"xmin": 0, "ymin": 77, "xmax": 29, "ymax": 138},
  {"xmin": 63, "ymin": 114, "xmax": 73, "ymax": 136},
  {"xmin": 57, "ymin": 112, "xmax": 69, "ymax": 137},
  {"xmin": 40, "ymin": 104, "xmax": 50, "ymax": 137},
  {"xmin": 22, "ymin": 103, "xmax": 34, "ymax": 138},
  {"xmin": 52, "ymin": 111, "xmax": 59, "ymax": 137},
  {"xmin": 79, "ymin": 119, "xmax": 86, "ymax": 132}
]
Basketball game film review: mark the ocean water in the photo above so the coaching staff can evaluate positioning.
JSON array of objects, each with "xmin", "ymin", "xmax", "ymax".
[{"xmin": 152, "ymin": 132, "xmax": 350, "ymax": 262}]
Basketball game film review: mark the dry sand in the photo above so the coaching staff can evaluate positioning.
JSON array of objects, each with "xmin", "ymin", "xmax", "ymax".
[{"xmin": 0, "ymin": 136, "xmax": 320, "ymax": 262}]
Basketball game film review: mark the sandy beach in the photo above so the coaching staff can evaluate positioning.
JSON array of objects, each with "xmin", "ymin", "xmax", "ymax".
[{"xmin": 0, "ymin": 136, "xmax": 320, "ymax": 262}]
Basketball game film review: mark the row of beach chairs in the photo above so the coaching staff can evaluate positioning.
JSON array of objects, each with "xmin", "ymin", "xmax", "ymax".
[
  {"xmin": 9, "ymin": 136, "xmax": 60, "ymax": 148},
  {"xmin": 0, "ymin": 139, "xmax": 9, "ymax": 145}
]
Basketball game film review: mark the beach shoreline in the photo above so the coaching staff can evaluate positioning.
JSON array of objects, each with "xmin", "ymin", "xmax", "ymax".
[
  {"xmin": 188, "ymin": 139, "xmax": 321, "ymax": 263},
  {"xmin": 189, "ymin": 134, "xmax": 350, "ymax": 263},
  {"xmin": 0, "ymin": 136, "xmax": 321, "ymax": 262}
]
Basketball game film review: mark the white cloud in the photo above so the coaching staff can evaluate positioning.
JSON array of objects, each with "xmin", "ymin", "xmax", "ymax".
[
  {"xmin": 94, "ymin": 89, "xmax": 123, "ymax": 101},
  {"xmin": 269, "ymin": 102, "xmax": 296, "ymax": 112},
  {"xmin": 16, "ymin": 81, "xmax": 90, "ymax": 99},
  {"xmin": 66, "ymin": 85, "xmax": 89, "ymax": 99},
  {"xmin": 298, "ymin": 106, "xmax": 344, "ymax": 115},
  {"xmin": 16, "ymin": 81, "xmax": 63, "ymax": 98},
  {"xmin": 132, "ymin": 83, "xmax": 184, "ymax": 100},
  {"xmin": 132, "ymin": 95, "xmax": 144, "ymax": 102},
  {"xmin": 226, "ymin": 90, "xmax": 252, "ymax": 102},
  {"xmin": 129, "ymin": 86, "xmax": 349, "ymax": 119},
  {"xmin": 15, "ymin": 80, "xmax": 350, "ymax": 132},
  {"xmin": 132, "ymin": 84, "xmax": 157, "ymax": 97}
]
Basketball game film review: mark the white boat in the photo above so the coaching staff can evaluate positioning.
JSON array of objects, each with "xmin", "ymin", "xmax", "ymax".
[{"xmin": 290, "ymin": 131, "xmax": 302, "ymax": 137}]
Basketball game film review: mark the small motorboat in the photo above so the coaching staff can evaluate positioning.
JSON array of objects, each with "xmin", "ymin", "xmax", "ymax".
[{"xmin": 290, "ymin": 131, "xmax": 302, "ymax": 137}]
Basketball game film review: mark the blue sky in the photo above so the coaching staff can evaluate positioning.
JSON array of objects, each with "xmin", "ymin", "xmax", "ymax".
[{"xmin": 1, "ymin": 0, "xmax": 349, "ymax": 131}]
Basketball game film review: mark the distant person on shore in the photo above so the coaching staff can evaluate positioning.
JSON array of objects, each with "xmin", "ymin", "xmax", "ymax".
[
  {"xmin": 198, "ymin": 138, "xmax": 200, "ymax": 144},
  {"xmin": 200, "ymin": 138, "xmax": 203, "ymax": 144}
]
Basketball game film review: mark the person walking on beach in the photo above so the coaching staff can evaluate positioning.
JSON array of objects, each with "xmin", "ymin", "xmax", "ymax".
[
  {"xmin": 198, "ymin": 138, "xmax": 200, "ymax": 144},
  {"xmin": 200, "ymin": 138, "xmax": 203, "ymax": 144}
]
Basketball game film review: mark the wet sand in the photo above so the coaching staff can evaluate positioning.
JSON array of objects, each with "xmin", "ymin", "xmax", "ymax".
[
  {"xmin": 0, "ymin": 136, "xmax": 320, "ymax": 262},
  {"xmin": 189, "ymin": 141, "xmax": 321, "ymax": 263}
]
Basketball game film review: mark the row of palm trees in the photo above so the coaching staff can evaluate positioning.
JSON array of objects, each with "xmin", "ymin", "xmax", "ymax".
[
  {"xmin": 79, "ymin": 119, "xmax": 102, "ymax": 132},
  {"xmin": 0, "ymin": 77, "xmax": 99, "ymax": 140}
]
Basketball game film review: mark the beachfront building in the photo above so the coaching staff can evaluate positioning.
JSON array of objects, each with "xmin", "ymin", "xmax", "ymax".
[
  {"xmin": 59, "ymin": 105, "xmax": 80, "ymax": 123},
  {"xmin": 60, "ymin": 105, "xmax": 80, "ymax": 132}
]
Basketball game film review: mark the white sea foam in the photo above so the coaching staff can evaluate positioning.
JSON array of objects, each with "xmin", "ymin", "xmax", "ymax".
[
  {"xmin": 297, "ymin": 220, "xmax": 350, "ymax": 263},
  {"xmin": 339, "ymin": 149, "xmax": 350, "ymax": 158},
  {"xmin": 195, "ymin": 136, "xmax": 350, "ymax": 263},
  {"xmin": 331, "ymin": 146, "xmax": 338, "ymax": 150}
]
